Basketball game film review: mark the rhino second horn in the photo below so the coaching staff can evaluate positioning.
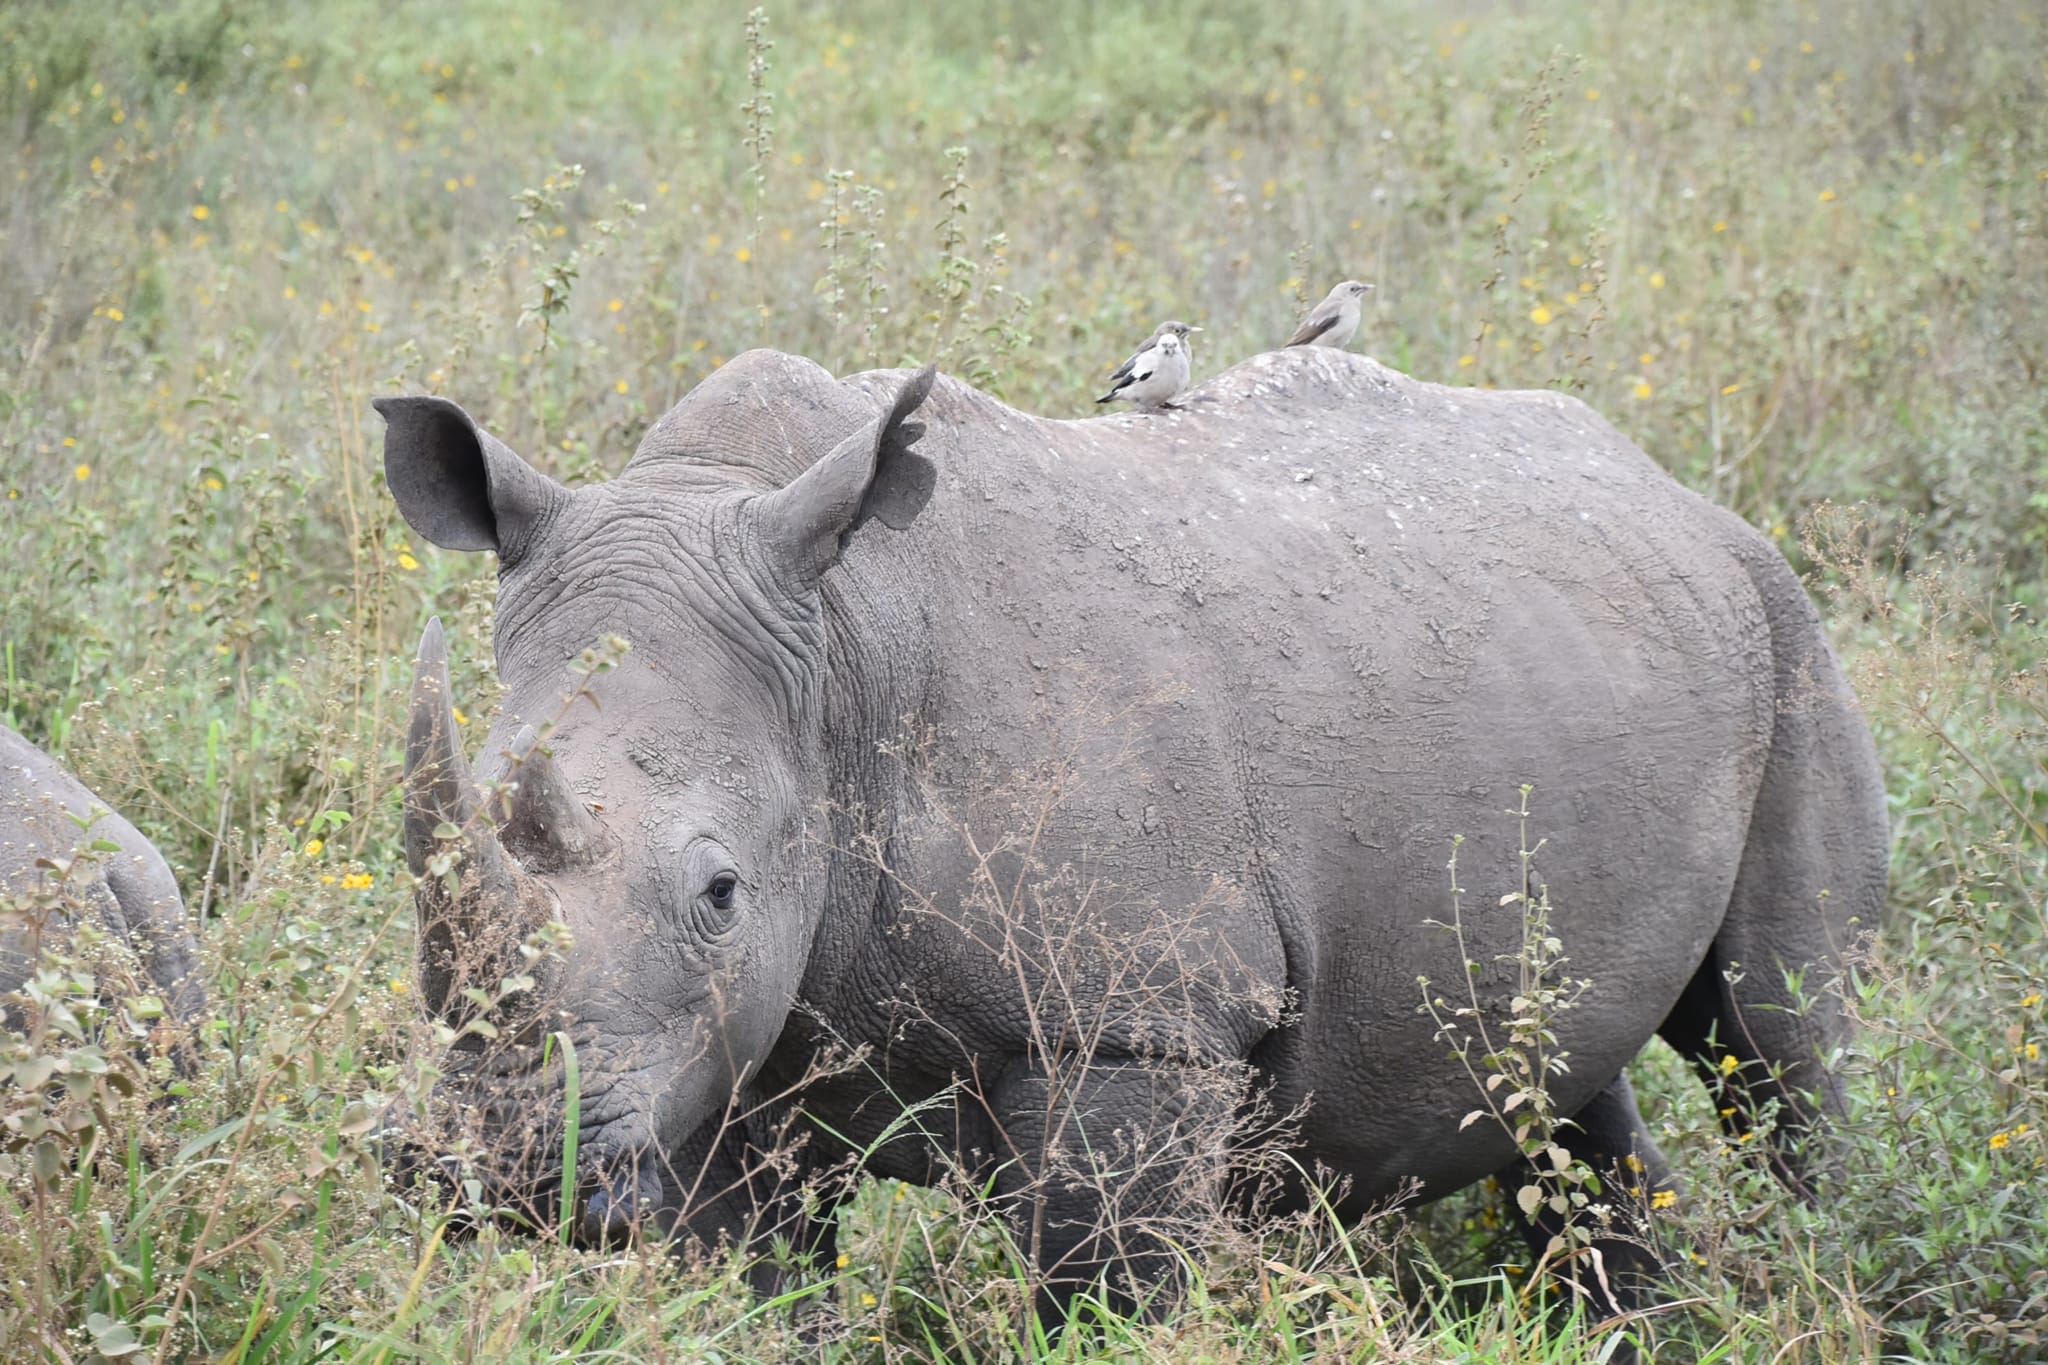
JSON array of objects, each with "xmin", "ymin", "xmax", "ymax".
[
  {"xmin": 404, "ymin": 617, "xmax": 478, "ymax": 876},
  {"xmin": 490, "ymin": 724, "xmax": 607, "ymax": 871},
  {"xmin": 404, "ymin": 618, "xmax": 548, "ymax": 1018}
]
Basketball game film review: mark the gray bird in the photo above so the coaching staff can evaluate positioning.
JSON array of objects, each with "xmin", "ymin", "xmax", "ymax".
[
  {"xmin": 1285, "ymin": 280, "xmax": 1374, "ymax": 349},
  {"xmin": 1097, "ymin": 320, "xmax": 1200, "ymax": 410}
]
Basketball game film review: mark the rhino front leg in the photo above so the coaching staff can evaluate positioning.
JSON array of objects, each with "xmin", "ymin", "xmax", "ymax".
[
  {"xmin": 985, "ymin": 1054, "xmax": 1241, "ymax": 1322},
  {"xmin": 1505, "ymin": 1069, "xmax": 1674, "ymax": 1326},
  {"xmin": 656, "ymin": 1101, "xmax": 841, "ymax": 1296}
]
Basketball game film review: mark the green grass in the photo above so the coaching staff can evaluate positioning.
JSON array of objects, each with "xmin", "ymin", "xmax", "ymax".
[{"xmin": 2, "ymin": 0, "xmax": 2046, "ymax": 1359}]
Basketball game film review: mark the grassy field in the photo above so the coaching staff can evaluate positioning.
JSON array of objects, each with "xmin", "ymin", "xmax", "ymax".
[{"xmin": 3, "ymin": 0, "xmax": 2046, "ymax": 1358}]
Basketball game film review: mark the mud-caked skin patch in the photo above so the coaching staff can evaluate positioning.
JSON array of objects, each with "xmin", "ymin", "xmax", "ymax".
[{"xmin": 374, "ymin": 347, "xmax": 1887, "ymax": 1313}]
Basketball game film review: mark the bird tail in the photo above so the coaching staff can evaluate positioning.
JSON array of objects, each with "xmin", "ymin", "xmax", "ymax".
[{"xmin": 1095, "ymin": 389, "xmax": 1118, "ymax": 404}]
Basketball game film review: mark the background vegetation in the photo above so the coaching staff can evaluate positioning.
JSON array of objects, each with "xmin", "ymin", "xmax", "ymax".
[{"xmin": 2, "ymin": 0, "xmax": 2044, "ymax": 1358}]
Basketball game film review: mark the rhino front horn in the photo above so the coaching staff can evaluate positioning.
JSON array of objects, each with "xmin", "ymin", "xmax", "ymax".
[{"xmin": 404, "ymin": 618, "xmax": 548, "ymax": 1018}]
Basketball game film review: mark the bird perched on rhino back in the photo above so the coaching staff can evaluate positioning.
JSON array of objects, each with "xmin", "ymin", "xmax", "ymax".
[
  {"xmin": 1286, "ymin": 279, "xmax": 1374, "ymax": 349},
  {"xmin": 1096, "ymin": 319, "xmax": 1199, "ymax": 411}
]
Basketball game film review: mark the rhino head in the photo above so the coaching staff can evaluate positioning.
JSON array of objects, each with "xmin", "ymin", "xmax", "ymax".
[{"xmin": 375, "ymin": 358, "xmax": 937, "ymax": 1241}]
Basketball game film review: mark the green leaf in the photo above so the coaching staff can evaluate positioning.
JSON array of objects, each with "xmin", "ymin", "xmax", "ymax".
[
  {"xmin": 86, "ymin": 1313, "xmax": 144, "ymax": 1356},
  {"xmin": 176, "ymin": 1116, "xmax": 248, "ymax": 1163}
]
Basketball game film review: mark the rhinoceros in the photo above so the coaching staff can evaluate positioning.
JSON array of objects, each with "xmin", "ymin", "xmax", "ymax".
[
  {"xmin": 1, "ymin": 723, "xmax": 205, "ymax": 1026},
  {"xmin": 375, "ymin": 347, "xmax": 1886, "ymax": 1310}
]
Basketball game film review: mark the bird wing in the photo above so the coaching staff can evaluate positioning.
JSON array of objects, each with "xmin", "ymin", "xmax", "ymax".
[
  {"xmin": 1106, "ymin": 336, "xmax": 1154, "ymax": 386},
  {"xmin": 1114, "ymin": 340, "xmax": 1162, "ymax": 387},
  {"xmin": 1285, "ymin": 306, "xmax": 1341, "ymax": 347}
]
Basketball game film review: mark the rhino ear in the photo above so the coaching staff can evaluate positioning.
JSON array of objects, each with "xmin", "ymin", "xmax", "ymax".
[
  {"xmin": 374, "ymin": 395, "xmax": 564, "ymax": 564},
  {"xmin": 755, "ymin": 364, "xmax": 938, "ymax": 584}
]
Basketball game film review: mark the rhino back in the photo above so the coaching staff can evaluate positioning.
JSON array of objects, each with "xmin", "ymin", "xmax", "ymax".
[
  {"xmin": 0, "ymin": 725, "xmax": 204, "ymax": 1020},
  {"xmin": 803, "ymin": 349, "xmax": 1792, "ymax": 1196}
]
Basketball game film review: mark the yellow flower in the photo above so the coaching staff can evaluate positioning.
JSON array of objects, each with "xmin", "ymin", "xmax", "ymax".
[
  {"xmin": 1639, "ymin": 351, "xmax": 1655, "ymax": 365},
  {"xmin": 1818, "ymin": 188, "xmax": 1836, "ymax": 202},
  {"xmin": 453, "ymin": 706, "xmax": 469, "ymax": 726},
  {"xmin": 390, "ymin": 977, "xmax": 409, "ymax": 994},
  {"xmin": 2025, "ymin": 1042, "xmax": 2040, "ymax": 1061},
  {"xmin": 107, "ymin": 307, "xmax": 124, "ymax": 321},
  {"xmin": 1457, "ymin": 354, "xmax": 1476, "ymax": 368},
  {"xmin": 1529, "ymin": 305, "xmax": 1553, "ymax": 325},
  {"xmin": 1713, "ymin": 220, "xmax": 1728, "ymax": 233},
  {"xmin": 1649, "ymin": 271, "xmax": 1666, "ymax": 289},
  {"xmin": 397, "ymin": 551, "xmax": 420, "ymax": 571},
  {"xmin": 1584, "ymin": 87, "xmax": 1599, "ymax": 101},
  {"xmin": 615, "ymin": 380, "xmax": 629, "ymax": 395},
  {"xmin": 1719, "ymin": 1054, "xmax": 1739, "ymax": 1076},
  {"xmin": 1720, "ymin": 382, "xmax": 1742, "ymax": 396},
  {"xmin": 1991, "ymin": 1131, "xmax": 2010, "ymax": 1150},
  {"xmin": 1634, "ymin": 381, "xmax": 1654, "ymax": 400},
  {"xmin": 860, "ymin": 1292, "xmax": 877, "ymax": 1307},
  {"xmin": 304, "ymin": 838, "xmax": 325, "ymax": 857},
  {"xmin": 74, "ymin": 463, "xmax": 91, "ymax": 481},
  {"xmin": 191, "ymin": 204, "xmax": 209, "ymax": 220},
  {"xmin": 735, "ymin": 246, "xmax": 751, "ymax": 262},
  {"xmin": 1650, "ymin": 1189, "xmax": 1677, "ymax": 1209},
  {"xmin": 340, "ymin": 872, "xmax": 374, "ymax": 890},
  {"xmin": 2022, "ymin": 993, "xmax": 2041, "ymax": 1008},
  {"xmin": 608, "ymin": 298, "xmax": 624, "ymax": 313},
  {"xmin": 1747, "ymin": 55, "xmax": 1762, "ymax": 73},
  {"xmin": 835, "ymin": 1253, "xmax": 849, "ymax": 1269}
]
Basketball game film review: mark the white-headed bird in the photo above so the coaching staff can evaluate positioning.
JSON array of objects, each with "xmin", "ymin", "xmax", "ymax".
[{"xmin": 1097, "ymin": 320, "xmax": 1199, "ymax": 410}]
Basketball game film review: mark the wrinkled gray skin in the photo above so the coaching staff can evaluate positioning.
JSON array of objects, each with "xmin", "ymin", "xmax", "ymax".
[
  {"xmin": 1, "ymin": 724, "xmax": 205, "ymax": 1024},
  {"xmin": 377, "ymin": 348, "xmax": 1886, "ymax": 1313}
]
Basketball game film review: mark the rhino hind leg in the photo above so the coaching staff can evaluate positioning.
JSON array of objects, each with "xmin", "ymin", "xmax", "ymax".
[
  {"xmin": 1655, "ymin": 577, "xmax": 1886, "ymax": 1195},
  {"xmin": 1657, "ymin": 938, "xmax": 1843, "ymax": 1196}
]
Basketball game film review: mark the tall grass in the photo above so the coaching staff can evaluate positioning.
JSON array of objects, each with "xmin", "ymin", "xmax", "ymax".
[{"xmin": 2, "ymin": 0, "xmax": 2045, "ymax": 1359}]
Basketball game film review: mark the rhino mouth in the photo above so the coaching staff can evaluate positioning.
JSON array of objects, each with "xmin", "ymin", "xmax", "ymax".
[{"xmin": 385, "ymin": 1039, "xmax": 676, "ymax": 1245}]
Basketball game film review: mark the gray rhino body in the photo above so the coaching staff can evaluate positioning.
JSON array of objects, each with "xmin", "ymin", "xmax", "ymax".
[
  {"xmin": 379, "ymin": 348, "xmax": 1886, "ymax": 1305},
  {"xmin": 1, "ymin": 724, "xmax": 205, "ymax": 1023}
]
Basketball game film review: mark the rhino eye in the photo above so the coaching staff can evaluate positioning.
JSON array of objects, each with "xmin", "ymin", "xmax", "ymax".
[{"xmin": 706, "ymin": 872, "xmax": 739, "ymax": 913}]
